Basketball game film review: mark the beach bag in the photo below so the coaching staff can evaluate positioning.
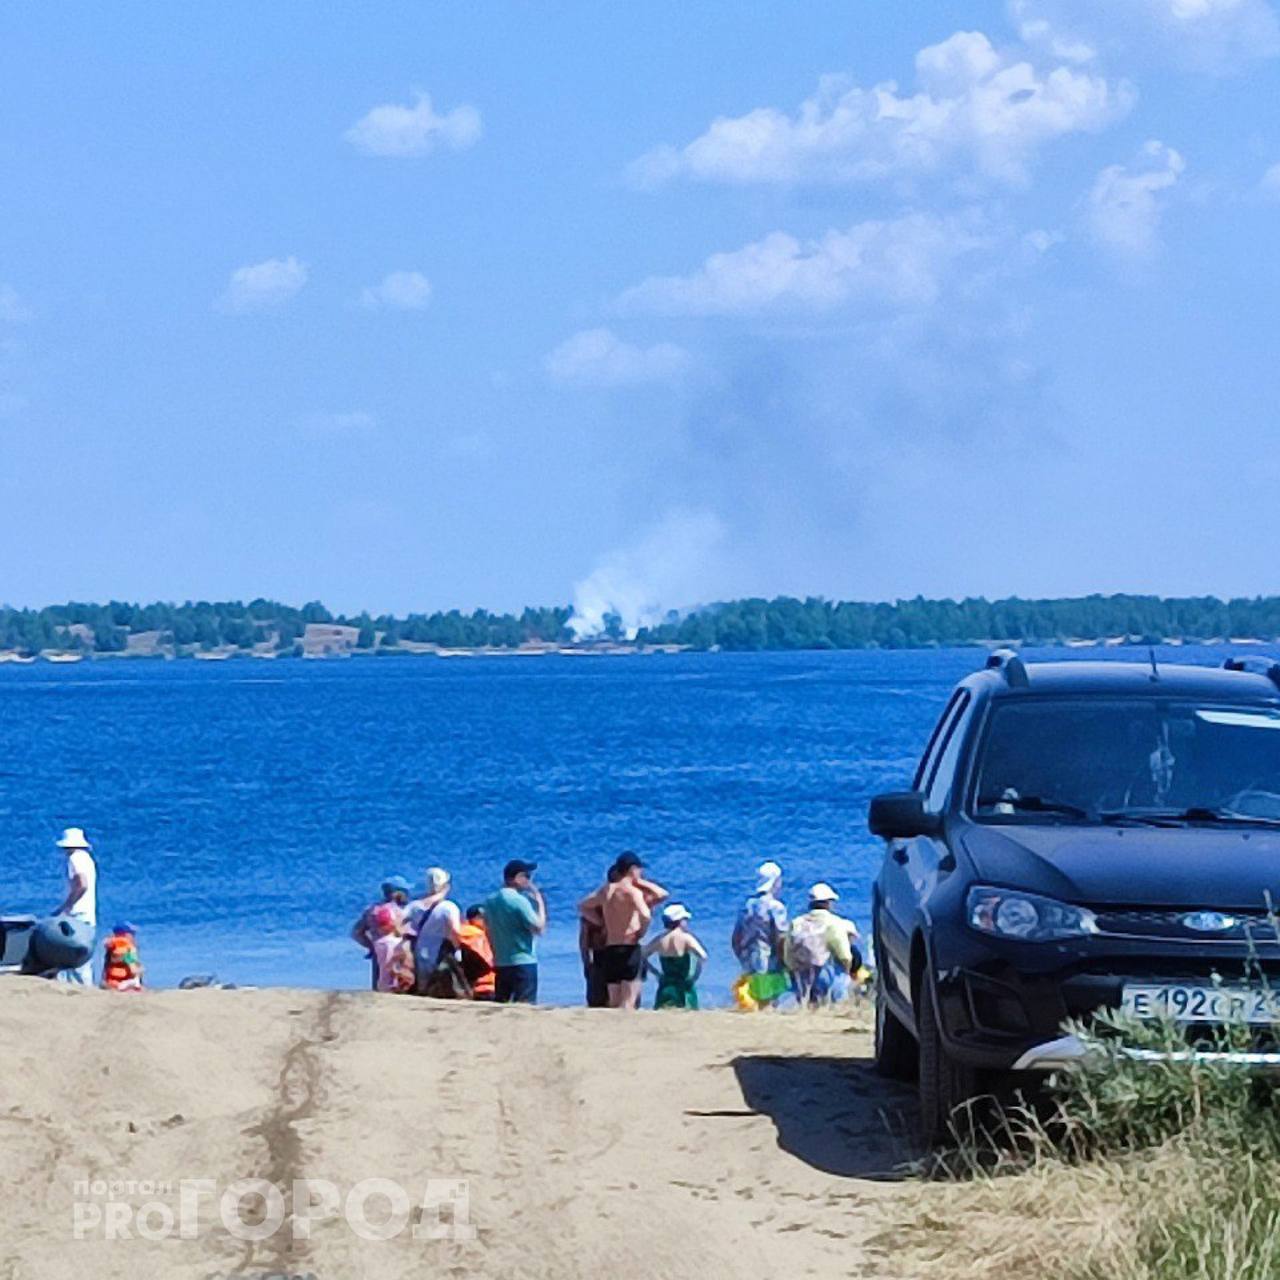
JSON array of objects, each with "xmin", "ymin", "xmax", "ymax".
[
  {"xmin": 457, "ymin": 940, "xmax": 493, "ymax": 989},
  {"xmin": 789, "ymin": 916, "xmax": 831, "ymax": 970},
  {"xmin": 748, "ymin": 970, "xmax": 791, "ymax": 1004},
  {"xmin": 421, "ymin": 947, "xmax": 472, "ymax": 1000}
]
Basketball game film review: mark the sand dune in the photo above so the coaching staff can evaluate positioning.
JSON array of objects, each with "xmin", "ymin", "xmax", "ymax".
[{"xmin": 0, "ymin": 979, "xmax": 921, "ymax": 1279}]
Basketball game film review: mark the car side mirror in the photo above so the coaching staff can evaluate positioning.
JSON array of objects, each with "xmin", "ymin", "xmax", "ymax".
[{"xmin": 868, "ymin": 791, "xmax": 943, "ymax": 840}]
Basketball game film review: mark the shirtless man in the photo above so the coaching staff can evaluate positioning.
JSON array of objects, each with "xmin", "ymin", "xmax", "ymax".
[{"xmin": 578, "ymin": 852, "xmax": 668, "ymax": 1010}]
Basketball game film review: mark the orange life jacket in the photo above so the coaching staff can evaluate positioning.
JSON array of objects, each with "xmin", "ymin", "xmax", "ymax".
[
  {"xmin": 102, "ymin": 935, "xmax": 143, "ymax": 989},
  {"xmin": 455, "ymin": 922, "xmax": 495, "ymax": 996}
]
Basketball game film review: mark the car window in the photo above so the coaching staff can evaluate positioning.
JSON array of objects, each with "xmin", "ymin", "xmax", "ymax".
[
  {"xmin": 925, "ymin": 691, "xmax": 972, "ymax": 811},
  {"xmin": 971, "ymin": 697, "xmax": 1280, "ymax": 820},
  {"xmin": 913, "ymin": 691, "xmax": 964, "ymax": 792}
]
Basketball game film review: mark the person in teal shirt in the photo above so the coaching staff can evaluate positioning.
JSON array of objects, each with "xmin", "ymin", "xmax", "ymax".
[{"xmin": 484, "ymin": 859, "xmax": 547, "ymax": 1003}]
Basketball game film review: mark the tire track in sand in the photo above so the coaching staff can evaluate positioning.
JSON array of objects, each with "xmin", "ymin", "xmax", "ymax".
[{"xmin": 229, "ymin": 990, "xmax": 341, "ymax": 1275}]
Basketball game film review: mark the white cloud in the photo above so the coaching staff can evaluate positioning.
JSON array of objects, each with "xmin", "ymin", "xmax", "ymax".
[
  {"xmin": 628, "ymin": 30, "xmax": 1132, "ymax": 187},
  {"xmin": 545, "ymin": 328, "xmax": 690, "ymax": 386},
  {"xmin": 1261, "ymin": 162, "xmax": 1280, "ymax": 198},
  {"xmin": 0, "ymin": 285, "xmax": 32, "ymax": 323},
  {"xmin": 345, "ymin": 91, "xmax": 482, "ymax": 158},
  {"xmin": 217, "ymin": 256, "xmax": 308, "ymax": 314},
  {"xmin": 1084, "ymin": 140, "xmax": 1185, "ymax": 256},
  {"xmin": 359, "ymin": 270, "xmax": 433, "ymax": 310},
  {"xmin": 1012, "ymin": 0, "xmax": 1280, "ymax": 72},
  {"xmin": 618, "ymin": 213, "xmax": 986, "ymax": 316}
]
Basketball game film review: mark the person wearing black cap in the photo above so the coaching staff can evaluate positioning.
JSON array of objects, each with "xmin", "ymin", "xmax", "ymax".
[
  {"xmin": 578, "ymin": 852, "xmax": 668, "ymax": 1010},
  {"xmin": 483, "ymin": 859, "xmax": 547, "ymax": 1003}
]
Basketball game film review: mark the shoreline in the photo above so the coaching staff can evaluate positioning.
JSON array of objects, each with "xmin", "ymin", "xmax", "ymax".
[{"xmin": 1, "ymin": 634, "xmax": 1277, "ymax": 664}]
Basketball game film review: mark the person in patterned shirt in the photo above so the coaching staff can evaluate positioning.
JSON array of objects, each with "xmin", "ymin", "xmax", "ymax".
[{"xmin": 731, "ymin": 860, "xmax": 788, "ymax": 978}]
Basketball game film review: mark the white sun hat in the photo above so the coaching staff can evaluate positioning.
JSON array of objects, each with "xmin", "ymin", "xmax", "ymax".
[
  {"xmin": 808, "ymin": 882, "xmax": 839, "ymax": 903},
  {"xmin": 755, "ymin": 860, "xmax": 783, "ymax": 893},
  {"xmin": 662, "ymin": 903, "xmax": 692, "ymax": 925},
  {"xmin": 56, "ymin": 827, "xmax": 92, "ymax": 850}
]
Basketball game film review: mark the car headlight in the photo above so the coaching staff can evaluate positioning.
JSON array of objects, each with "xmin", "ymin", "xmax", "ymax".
[{"xmin": 966, "ymin": 886, "xmax": 1098, "ymax": 941}]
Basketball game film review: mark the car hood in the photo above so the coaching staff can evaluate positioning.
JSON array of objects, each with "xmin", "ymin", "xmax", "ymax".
[{"xmin": 960, "ymin": 821, "xmax": 1280, "ymax": 910}]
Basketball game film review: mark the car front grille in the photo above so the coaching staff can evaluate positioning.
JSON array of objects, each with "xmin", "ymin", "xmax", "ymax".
[{"xmin": 1093, "ymin": 907, "xmax": 1280, "ymax": 943}]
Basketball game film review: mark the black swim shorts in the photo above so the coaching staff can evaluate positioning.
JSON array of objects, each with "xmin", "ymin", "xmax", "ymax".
[{"xmin": 599, "ymin": 943, "xmax": 643, "ymax": 984}]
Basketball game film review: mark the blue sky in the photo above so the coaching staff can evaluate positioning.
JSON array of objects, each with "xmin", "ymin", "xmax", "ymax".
[{"xmin": 2, "ymin": 1, "xmax": 1279, "ymax": 626}]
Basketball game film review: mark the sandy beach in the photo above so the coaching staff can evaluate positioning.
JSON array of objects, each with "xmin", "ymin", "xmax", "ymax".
[{"xmin": 0, "ymin": 979, "xmax": 921, "ymax": 1280}]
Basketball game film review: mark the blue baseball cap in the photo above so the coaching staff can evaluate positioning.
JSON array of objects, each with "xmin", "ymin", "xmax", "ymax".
[
  {"xmin": 381, "ymin": 875, "xmax": 411, "ymax": 897},
  {"xmin": 112, "ymin": 920, "xmax": 139, "ymax": 935}
]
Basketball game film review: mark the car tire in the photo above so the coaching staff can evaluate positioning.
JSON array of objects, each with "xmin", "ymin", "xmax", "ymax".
[
  {"xmin": 916, "ymin": 974, "xmax": 981, "ymax": 1147},
  {"xmin": 874, "ymin": 979, "xmax": 917, "ymax": 1080}
]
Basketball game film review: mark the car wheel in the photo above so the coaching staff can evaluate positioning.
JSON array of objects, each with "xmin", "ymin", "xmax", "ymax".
[
  {"xmin": 874, "ymin": 978, "xmax": 917, "ymax": 1080},
  {"xmin": 916, "ymin": 973, "xmax": 981, "ymax": 1147}
]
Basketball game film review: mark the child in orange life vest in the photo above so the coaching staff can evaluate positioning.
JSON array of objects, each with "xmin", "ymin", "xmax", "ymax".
[
  {"xmin": 371, "ymin": 903, "xmax": 415, "ymax": 993},
  {"xmin": 457, "ymin": 905, "xmax": 496, "ymax": 1000},
  {"xmin": 101, "ymin": 921, "xmax": 144, "ymax": 991}
]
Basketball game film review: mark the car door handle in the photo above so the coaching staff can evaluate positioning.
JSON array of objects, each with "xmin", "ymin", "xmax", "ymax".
[{"xmin": 891, "ymin": 843, "xmax": 909, "ymax": 865}]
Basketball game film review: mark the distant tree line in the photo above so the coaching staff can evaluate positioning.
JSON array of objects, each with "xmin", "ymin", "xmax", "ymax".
[
  {"xmin": 0, "ymin": 600, "xmax": 574, "ymax": 656},
  {"xmin": 0, "ymin": 593, "xmax": 1278, "ymax": 656},
  {"xmin": 634, "ymin": 594, "xmax": 1280, "ymax": 651}
]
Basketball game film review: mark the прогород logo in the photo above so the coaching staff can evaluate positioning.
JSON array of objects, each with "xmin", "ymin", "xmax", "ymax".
[{"xmin": 71, "ymin": 1175, "xmax": 474, "ymax": 1244}]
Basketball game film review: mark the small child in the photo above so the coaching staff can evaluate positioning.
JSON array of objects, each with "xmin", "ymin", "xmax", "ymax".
[
  {"xmin": 101, "ymin": 921, "xmax": 144, "ymax": 991},
  {"xmin": 456, "ymin": 905, "xmax": 496, "ymax": 1000},
  {"xmin": 643, "ymin": 904, "xmax": 707, "ymax": 1010},
  {"xmin": 371, "ymin": 903, "xmax": 415, "ymax": 994}
]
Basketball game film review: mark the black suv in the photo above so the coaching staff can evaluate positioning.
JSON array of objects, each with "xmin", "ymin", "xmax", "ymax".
[{"xmin": 869, "ymin": 652, "xmax": 1280, "ymax": 1143}]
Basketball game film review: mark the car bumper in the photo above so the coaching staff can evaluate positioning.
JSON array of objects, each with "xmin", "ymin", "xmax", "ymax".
[
  {"xmin": 929, "ymin": 933, "xmax": 1280, "ymax": 1071},
  {"xmin": 1012, "ymin": 1033, "xmax": 1280, "ymax": 1074}
]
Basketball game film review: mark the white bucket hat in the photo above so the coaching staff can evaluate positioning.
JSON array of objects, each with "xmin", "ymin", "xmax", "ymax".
[
  {"xmin": 808, "ymin": 882, "xmax": 839, "ymax": 903},
  {"xmin": 662, "ymin": 903, "xmax": 692, "ymax": 925},
  {"xmin": 755, "ymin": 860, "xmax": 782, "ymax": 893},
  {"xmin": 56, "ymin": 827, "xmax": 92, "ymax": 850}
]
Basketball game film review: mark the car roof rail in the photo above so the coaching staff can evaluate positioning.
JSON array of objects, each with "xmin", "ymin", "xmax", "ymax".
[
  {"xmin": 1222, "ymin": 655, "xmax": 1280, "ymax": 690},
  {"xmin": 985, "ymin": 647, "xmax": 1030, "ymax": 688}
]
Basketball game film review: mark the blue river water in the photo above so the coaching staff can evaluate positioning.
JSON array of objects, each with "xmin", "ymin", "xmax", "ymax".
[{"xmin": 2, "ymin": 644, "xmax": 1272, "ymax": 1004}]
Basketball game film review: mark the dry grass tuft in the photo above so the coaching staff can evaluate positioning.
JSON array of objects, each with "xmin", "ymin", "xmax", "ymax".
[{"xmin": 871, "ymin": 1015, "xmax": 1280, "ymax": 1279}]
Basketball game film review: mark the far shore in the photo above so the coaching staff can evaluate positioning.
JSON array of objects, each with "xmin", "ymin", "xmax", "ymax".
[{"xmin": 0, "ymin": 633, "xmax": 1275, "ymax": 665}]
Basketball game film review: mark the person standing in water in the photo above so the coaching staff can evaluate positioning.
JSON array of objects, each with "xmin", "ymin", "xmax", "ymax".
[
  {"xmin": 643, "ymin": 904, "xmax": 706, "ymax": 1009},
  {"xmin": 53, "ymin": 827, "xmax": 97, "ymax": 985}
]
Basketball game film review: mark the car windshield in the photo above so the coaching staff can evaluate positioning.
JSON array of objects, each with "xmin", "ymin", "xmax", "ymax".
[{"xmin": 971, "ymin": 698, "xmax": 1280, "ymax": 824}]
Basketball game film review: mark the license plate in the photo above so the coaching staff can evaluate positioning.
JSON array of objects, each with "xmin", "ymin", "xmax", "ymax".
[{"xmin": 1121, "ymin": 983, "xmax": 1280, "ymax": 1024}]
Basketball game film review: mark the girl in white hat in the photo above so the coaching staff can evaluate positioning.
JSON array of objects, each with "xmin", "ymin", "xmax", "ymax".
[{"xmin": 642, "ymin": 903, "xmax": 706, "ymax": 1009}]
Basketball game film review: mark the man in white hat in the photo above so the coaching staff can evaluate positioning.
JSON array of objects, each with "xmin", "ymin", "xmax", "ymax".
[
  {"xmin": 783, "ymin": 883, "xmax": 858, "ymax": 1007},
  {"xmin": 53, "ymin": 827, "xmax": 97, "ymax": 985}
]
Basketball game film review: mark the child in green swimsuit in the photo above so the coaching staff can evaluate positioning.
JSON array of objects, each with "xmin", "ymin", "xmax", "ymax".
[{"xmin": 644, "ymin": 903, "xmax": 707, "ymax": 1009}]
